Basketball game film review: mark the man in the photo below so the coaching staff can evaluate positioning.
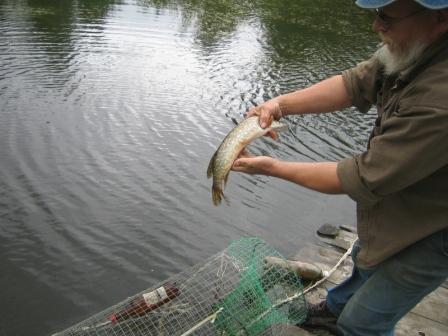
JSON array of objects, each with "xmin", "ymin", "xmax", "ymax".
[{"xmin": 232, "ymin": 0, "xmax": 448, "ymax": 335}]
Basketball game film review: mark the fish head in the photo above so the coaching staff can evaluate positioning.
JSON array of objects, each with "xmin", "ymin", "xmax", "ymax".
[
  {"xmin": 269, "ymin": 119, "xmax": 288, "ymax": 132},
  {"xmin": 262, "ymin": 119, "xmax": 288, "ymax": 140}
]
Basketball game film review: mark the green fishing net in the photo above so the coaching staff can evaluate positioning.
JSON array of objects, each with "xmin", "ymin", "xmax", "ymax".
[{"xmin": 212, "ymin": 237, "xmax": 307, "ymax": 335}]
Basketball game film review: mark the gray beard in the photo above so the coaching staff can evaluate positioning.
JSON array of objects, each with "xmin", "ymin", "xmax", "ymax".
[{"xmin": 374, "ymin": 42, "xmax": 429, "ymax": 75}]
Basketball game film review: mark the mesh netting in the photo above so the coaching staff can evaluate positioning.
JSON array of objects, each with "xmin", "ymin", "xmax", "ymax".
[{"xmin": 52, "ymin": 237, "xmax": 307, "ymax": 336}]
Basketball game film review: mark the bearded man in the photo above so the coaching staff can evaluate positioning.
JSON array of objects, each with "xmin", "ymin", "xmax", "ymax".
[{"xmin": 232, "ymin": 0, "xmax": 448, "ymax": 335}]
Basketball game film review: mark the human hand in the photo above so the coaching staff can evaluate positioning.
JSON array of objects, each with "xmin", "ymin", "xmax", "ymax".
[
  {"xmin": 246, "ymin": 99, "xmax": 282, "ymax": 129},
  {"xmin": 231, "ymin": 150, "xmax": 277, "ymax": 176}
]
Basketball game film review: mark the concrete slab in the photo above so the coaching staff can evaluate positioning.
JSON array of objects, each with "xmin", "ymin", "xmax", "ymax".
[
  {"xmin": 318, "ymin": 230, "xmax": 357, "ymax": 251},
  {"xmin": 290, "ymin": 243, "xmax": 344, "ymax": 267}
]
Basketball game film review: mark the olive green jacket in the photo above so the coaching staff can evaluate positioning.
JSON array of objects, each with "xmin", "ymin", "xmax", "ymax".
[{"xmin": 338, "ymin": 33, "xmax": 448, "ymax": 268}]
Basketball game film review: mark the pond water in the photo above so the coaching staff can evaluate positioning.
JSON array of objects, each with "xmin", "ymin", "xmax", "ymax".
[{"xmin": 0, "ymin": 0, "xmax": 378, "ymax": 335}]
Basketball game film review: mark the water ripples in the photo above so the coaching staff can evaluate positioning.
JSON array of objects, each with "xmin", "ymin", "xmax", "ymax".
[{"xmin": 0, "ymin": 0, "xmax": 378, "ymax": 334}]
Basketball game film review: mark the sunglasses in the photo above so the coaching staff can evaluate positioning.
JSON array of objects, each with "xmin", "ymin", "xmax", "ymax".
[{"xmin": 374, "ymin": 8, "xmax": 428, "ymax": 29}]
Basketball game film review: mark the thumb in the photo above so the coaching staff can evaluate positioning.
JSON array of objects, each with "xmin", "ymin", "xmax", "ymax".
[
  {"xmin": 259, "ymin": 112, "xmax": 273, "ymax": 129},
  {"xmin": 233, "ymin": 158, "xmax": 243, "ymax": 168},
  {"xmin": 232, "ymin": 158, "xmax": 248, "ymax": 170}
]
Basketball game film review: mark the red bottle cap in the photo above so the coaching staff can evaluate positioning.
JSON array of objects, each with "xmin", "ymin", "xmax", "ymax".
[{"xmin": 107, "ymin": 314, "xmax": 118, "ymax": 324}]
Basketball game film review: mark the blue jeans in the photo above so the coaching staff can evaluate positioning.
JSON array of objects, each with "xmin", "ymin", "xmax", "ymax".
[{"xmin": 326, "ymin": 229, "xmax": 448, "ymax": 336}]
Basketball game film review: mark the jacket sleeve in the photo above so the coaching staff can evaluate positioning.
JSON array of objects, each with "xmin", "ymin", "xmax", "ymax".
[
  {"xmin": 341, "ymin": 57, "xmax": 383, "ymax": 114},
  {"xmin": 337, "ymin": 101, "xmax": 448, "ymax": 207}
]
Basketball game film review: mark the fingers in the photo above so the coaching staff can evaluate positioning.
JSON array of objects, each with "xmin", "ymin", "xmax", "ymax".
[
  {"xmin": 232, "ymin": 156, "xmax": 263, "ymax": 173},
  {"xmin": 259, "ymin": 110, "xmax": 273, "ymax": 129},
  {"xmin": 232, "ymin": 158, "xmax": 242, "ymax": 168},
  {"xmin": 245, "ymin": 99, "xmax": 282, "ymax": 129},
  {"xmin": 245, "ymin": 106, "xmax": 272, "ymax": 129},
  {"xmin": 232, "ymin": 156, "xmax": 277, "ymax": 175},
  {"xmin": 245, "ymin": 106, "xmax": 259, "ymax": 118},
  {"xmin": 231, "ymin": 158, "xmax": 247, "ymax": 171},
  {"xmin": 232, "ymin": 149, "xmax": 253, "ymax": 172}
]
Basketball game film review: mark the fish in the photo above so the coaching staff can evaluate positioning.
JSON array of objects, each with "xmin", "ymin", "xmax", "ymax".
[{"xmin": 207, "ymin": 116, "xmax": 288, "ymax": 205}]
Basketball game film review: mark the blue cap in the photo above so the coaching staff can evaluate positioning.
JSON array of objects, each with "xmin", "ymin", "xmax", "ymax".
[{"xmin": 355, "ymin": 0, "xmax": 448, "ymax": 9}]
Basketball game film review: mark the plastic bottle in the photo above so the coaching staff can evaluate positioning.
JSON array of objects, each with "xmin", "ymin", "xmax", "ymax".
[{"xmin": 108, "ymin": 282, "xmax": 180, "ymax": 323}]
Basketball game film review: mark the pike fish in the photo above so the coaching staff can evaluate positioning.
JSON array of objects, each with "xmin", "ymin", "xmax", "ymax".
[{"xmin": 207, "ymin": 116, "xmax": 288, "ymax": 206}]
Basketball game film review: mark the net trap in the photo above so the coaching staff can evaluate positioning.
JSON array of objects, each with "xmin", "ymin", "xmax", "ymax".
[{"xmin": 52, "ymin": 237, "xmax": 307, "ymax": 336}]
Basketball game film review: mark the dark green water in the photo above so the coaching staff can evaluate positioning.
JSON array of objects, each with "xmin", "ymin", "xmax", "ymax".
[{"xmin": 0, "ymin": 0, "xmax": 378, "ymax": 335}]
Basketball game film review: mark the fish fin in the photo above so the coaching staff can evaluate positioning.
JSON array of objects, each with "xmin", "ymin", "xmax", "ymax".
[
  {"xmin": 224, "ymin": 171, "xmax": 230, "ymax": 187},
  {"xmin": 266, "ymin": 130, "xmax": 278, "ymax": 140},
  {"xmin": 212, "ymin": 186, "xmax": 229, "ymax": 206},
  {"xmin": 240, "ymin": 147, "xmax": 254, "ymax": 158},
  {"xmin": 207, "ymin": 151, "xmax": 218, "ymax": 178},
  {"xmin": 212, "ymin": 186, "xmax": 224, "ymax": 206}
]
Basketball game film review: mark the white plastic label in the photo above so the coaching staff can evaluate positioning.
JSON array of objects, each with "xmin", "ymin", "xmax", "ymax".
[{"xmin": 142, "ymin": 286, "xmax": 168, "ymax": 306}]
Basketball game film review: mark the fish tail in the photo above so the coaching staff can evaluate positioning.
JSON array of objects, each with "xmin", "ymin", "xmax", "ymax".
[
  {"xmin": 212, "ymin": 185, "xmax": 229, "ymax": 206},
  {"xmin": 212, "ymin": 186, "xmax": 223, "ymax": 206}
]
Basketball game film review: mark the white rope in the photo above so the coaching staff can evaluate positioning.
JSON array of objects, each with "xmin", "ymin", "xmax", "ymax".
[
  {"xmin": 259, "ymin": 238, "xmax": 356, "ymax": 312},
  {"xmin": 303, "ymin": 239, "xmax": 356, "ymax": 295}
]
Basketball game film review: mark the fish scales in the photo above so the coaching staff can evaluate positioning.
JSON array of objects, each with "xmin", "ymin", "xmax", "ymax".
[{"xmin": 207, "ymin": 116, "xmax": 288, "ymax": 205}]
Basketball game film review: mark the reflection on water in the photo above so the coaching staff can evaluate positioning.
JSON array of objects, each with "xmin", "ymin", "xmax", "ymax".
[{"xmin": 0, "ymin": 0, "xmax": 377, "ymax": 335}]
